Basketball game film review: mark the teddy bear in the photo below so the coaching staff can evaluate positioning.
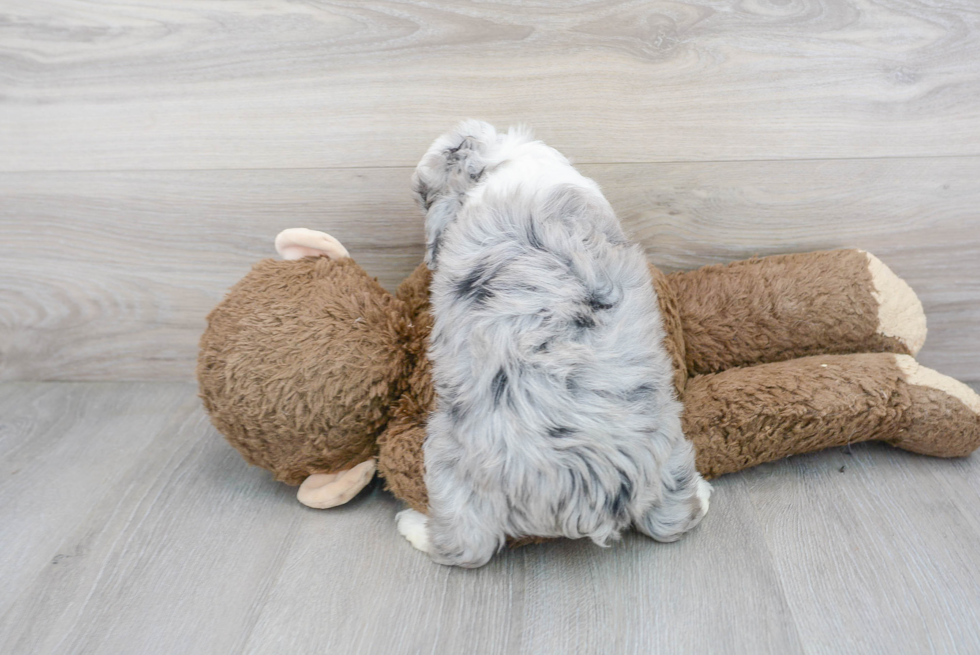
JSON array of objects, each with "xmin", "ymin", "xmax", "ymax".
[{"xmin": 197, "ymin": 228, "xmax": 980, "ymax": 517}]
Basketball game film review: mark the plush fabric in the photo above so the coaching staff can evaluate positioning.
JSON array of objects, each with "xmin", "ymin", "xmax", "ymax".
[
  {"xmin": 198, "ymin": 257, "xmax": 411, "ymax": 484},
  {"xmin": 684, "ymin": 352, "xmax": 980, "ymax": 479},
  {"xmin": 198, "ymin": 248, "xmax": 980, "ymax": 526},
  {"xmin": 376, "ymin": 263, "xmax": 434, "ymax": 513},
  {"xmin": 649, "ymin": 264, "xmax": 688, "ymax": 397},
  {"xmin": 669, "ymin": 250, "xmax": 909, "ymax": 375}
]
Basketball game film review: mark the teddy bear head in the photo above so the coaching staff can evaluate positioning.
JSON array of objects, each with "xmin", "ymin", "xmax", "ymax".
[{"xmin": 197, "ymin": 230, "xmax": 415, "ymax": 489}]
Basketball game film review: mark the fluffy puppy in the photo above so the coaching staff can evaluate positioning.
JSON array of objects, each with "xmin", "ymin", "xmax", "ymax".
[{"xmin": 396, "ymin": 120, "xmax": 710, "ymax": 567}]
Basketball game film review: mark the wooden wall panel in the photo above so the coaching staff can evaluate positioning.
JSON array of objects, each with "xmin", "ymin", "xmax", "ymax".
[
  {"xmin": 1, "ymin": 0, "xmax": 979, "ymax": 171},
  {"xmin": 3, "ymin": 157, "xmax": 977, "ymax": 381}
]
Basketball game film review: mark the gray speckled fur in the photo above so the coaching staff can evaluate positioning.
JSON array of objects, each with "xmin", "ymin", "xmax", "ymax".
[{"xmin": 412, "ymin": 120, "xmax": 708, "ymax": 567}]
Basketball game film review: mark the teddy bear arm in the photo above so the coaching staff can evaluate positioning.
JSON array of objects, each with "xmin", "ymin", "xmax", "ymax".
[
  {"xmin": 395, "ymin": 261, "xmax": 433, "ymax": 325},
  {"xmin": 648, "ymin": 263, "xmax": 689, "ymax": 395},
  {"xmin": 684, "ymin": 352, "xmax": 980, "ymax": 479},
  {"xmin": 667, "ymin": 250, "xmax": 926, "ymax": 376},
  {"xmin": 377, "ymin": 417, "xmax": 429, "ymax": 514}
]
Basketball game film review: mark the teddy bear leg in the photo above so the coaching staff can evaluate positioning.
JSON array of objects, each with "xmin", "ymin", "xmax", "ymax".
[
  {"xmin": 889, "ymin": 355, "xmax": 980, "ymax": 457},
  {"xmin": 683, "ymin": 353, "xmax": 980, "ymax": 479},
  {"xmin": 667, "ymin": 249, "xmax": 927, "ymax": 375},
  {"xmin": 634, "ymin": 438, "xmax": 712, "ymax": 542}
]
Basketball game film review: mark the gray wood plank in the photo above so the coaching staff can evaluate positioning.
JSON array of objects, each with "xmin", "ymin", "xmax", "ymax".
[
  {"xmin": 3, "ymin": 382, "xmax": 980, "ymax": 654},
  {"xmin": 0, "ymin": 382, "xmax": 194, "ymax": 619},
  {"xmin": 233, "ymin": 454, "xmax": 803, "ymax": 654},
  {"xmin": 0, "ymin": 168, "xmax": 423, "ymax": 381},
  {"xmin": 3, "ymin": 157, "xmax": 978, "ymax": 382},
  {"xmin": 609, "ymin": 158, "xmax": 980, "ymax": 382},
  {"xmin": 2, "ymin": 0, "xmax": 980, "ymax": 171},
  {"xmin": 0, "ymin": 384, "xmax": 303, "ymax": 655},
  {"xmin": 3, "ymin": 382, "xmax": 799, "ymax": 655},
  {"xmin": 512, "ymin": 478, "xmax": 803, "ymax": 655},
  {"xmin": 742, "ymin": 445, "xmax": 980, "ymax": 655},
  {"xmin": 240, "ymin": 487, "xmax": 530, "ymax": 655}
]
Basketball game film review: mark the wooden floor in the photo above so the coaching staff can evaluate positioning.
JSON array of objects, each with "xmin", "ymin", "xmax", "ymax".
[
  {"xmin": 2, "ymin": 381, "xmax": 980, "ymax": 654},
  {"xmin": 3, "ymin": 0, "xmax": 980, "ymax": 653}
]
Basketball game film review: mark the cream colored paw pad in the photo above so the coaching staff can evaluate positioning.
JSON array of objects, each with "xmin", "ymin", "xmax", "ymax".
[
  {"xmin": 864, "ymin": 252, "xmax": 927, "ymax": 355},
  {"xmin": 895, "ymin": 355, "xmax": 980, "ymax": 414}
]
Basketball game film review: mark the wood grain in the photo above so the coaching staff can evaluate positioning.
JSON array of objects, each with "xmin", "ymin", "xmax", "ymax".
[
  {"xmin": 3, "ymin": 0, "xmax": 980, "ymax": 651},
  {"xmin": 2, "ymin": 382, "xmax": 978, "ymax": 653},
  {"xmin": 742, "ymin": 444, "xmax": 980, "ymax": 654},
  {"xmin": 0, "ymin": 383, "xmax": 195, "ymax": 620},
  {"xmin": 0, "ymin": 168, "xmax": 424, "ymax": 381},
  {"xmin": 0, "ymin": 385, "xmax": 303, "ymax": 654},
  {"xmin": 243, "ymin": 475, "xmax": 803, "ymax": 655},
  {"xmin": 511, "ymin": 480, "xmax": 804, "ymax": 655},
  {"xmin": 3, "ymin": 157, "xmax": 978, "ymax": 382},
  {"xmin": 2, "ymin": 0, "xmax": 980, "ymax": 171}
]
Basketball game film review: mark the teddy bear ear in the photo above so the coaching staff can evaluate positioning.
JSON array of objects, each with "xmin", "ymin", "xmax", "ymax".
[{"xmin": 274, "ymin": 228, "xmax": 350, "ymax": 260}]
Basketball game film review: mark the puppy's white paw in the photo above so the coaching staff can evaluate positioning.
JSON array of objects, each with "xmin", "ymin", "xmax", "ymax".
[
  {"xmin": 396, "ymin": 509, "xmax": 432, "ymax": 554},
  {"xmin": 695, "ymin": 477, "xmax": 713, "ymax": 519}
]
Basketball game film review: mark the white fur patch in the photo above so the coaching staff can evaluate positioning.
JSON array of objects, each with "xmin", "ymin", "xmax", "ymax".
[
  {"xmin": 696, "ymin": 478, "xmax": 713, "ymax": 518},
  {"xmin": 395, "ymin": 509, "xmax": 432, "ymax": 553}
]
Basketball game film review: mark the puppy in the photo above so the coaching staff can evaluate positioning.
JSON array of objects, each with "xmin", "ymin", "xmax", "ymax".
[{"xmin": 396, "ymin": 120, "xmax": 710, "ymax": 567}]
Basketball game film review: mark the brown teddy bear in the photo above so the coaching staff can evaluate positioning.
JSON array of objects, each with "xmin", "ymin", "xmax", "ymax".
[{"xmin": 198, "ymin": 228, "xmax": 980, "ymax": 516}]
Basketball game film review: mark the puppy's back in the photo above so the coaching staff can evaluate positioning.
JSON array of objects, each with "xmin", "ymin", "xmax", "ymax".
[{"xmin": 413, "ymin": 121, "xmax": 706, "ymax": 567}]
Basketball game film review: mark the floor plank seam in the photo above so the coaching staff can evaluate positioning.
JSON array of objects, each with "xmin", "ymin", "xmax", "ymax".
[
  {"xmin": 4, "ymin": 152, "xmax": 980, "ymax": 175},
  {"xmin": 736, "ymin": 483, "xmax": 810, "ymax": 655},
  {"xmin": 233, "ymin": 510, "xmax": 305, "ymax": 655}
]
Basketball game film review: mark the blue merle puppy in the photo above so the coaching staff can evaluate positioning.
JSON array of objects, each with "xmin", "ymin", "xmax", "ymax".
[{"xmin": 396, "ymin": 120, "xmax": 711, "ymax": 567}]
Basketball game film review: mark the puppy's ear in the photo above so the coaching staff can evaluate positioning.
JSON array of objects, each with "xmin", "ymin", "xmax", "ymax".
[
  {"xmin": 415, "ymin": 121, "xmax": 500, "ymax": 200},
  {"xmin": 423, "ymin": 195, "xmax": 459, "ymax": 269},
  {"xmin": 413, "ymin": 120, "xmax": 501, "ymax": 269},
  {"xmin": 440, "ymin": 133, "xmax": 492, "ymax": 184}
]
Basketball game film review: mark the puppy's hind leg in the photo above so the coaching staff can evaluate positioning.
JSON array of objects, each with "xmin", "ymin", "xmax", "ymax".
[
  {"xmin": 410, "ymin": 461, "xmax": 505, "ymax": 568},
  {"xmin": 634, "ymin": 439, "xmax": 711, "ymax": 542}
]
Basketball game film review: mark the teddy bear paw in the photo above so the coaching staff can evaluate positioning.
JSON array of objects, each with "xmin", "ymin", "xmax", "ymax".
[
  {"xmin": 396, "ymin": 508, "xmax": 432, "ymax": 554},
  {"xmin": 895, "ymin": 355, "xmax": 980, "ymax": 414},
  {"xmin": 864, "ymin": 252, "xmax": 927, "ymax": 355},
  {"xmin": 892, "ymin": 355, "xmax": 980, "ymax": 458}
]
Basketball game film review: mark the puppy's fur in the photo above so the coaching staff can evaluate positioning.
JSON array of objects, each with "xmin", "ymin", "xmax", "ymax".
[{"xmin": 398, "ymin": 121, "xmax": 709, "ymax": 567}]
